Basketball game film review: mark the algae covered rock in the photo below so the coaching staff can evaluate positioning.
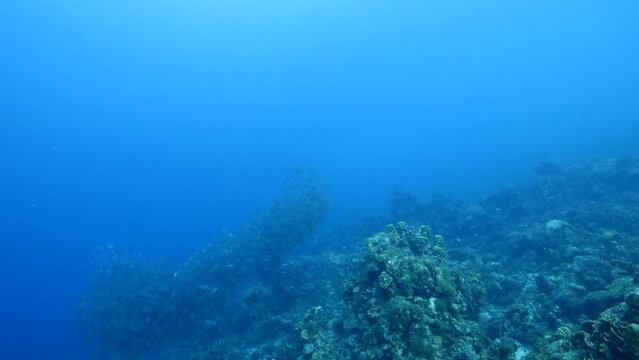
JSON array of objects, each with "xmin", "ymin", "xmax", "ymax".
[
  {"xmin": 535, "ymin": 287, "xmax": 639, "ymax": 360},
  {"xmin": 623, "ymin": 323, "xmax": 639, "ymax": 359},
  {"xmin": 344, "ymin": 222, "xmax": 488, "ymax": 359},
  {"xmin": 626, "ymin": 288, "xmax": 639, "ymax": 322},
  {"xmin": 545, "ymin": 219, "xmax": 570, "ymax": 231}
]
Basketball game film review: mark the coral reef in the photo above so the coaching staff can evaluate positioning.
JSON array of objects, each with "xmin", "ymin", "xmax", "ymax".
[
  {"xmin": 79, "ymin": 170, "xmax": 332, "ymax": 358},
  {"xmin": 343, "ymin": 222, "xmax": 488, "ymax": 359},
  {"xmin": 78, "ymin": 247, "xmax": 194, "ymax": 358},
  {"xmin": 79, "ymin": 157, "xmax": 639, "ymax": 360}
]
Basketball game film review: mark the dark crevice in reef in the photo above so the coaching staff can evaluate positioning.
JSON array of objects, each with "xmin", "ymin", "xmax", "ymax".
[{"xmin": 79, "ymin": 157, "xmax": 639, "ymax": 359}]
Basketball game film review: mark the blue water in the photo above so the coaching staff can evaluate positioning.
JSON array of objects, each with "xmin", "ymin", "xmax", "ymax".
[{"xmin": 1, "ymin": 1, "xmax": 638, "ymax": 358}]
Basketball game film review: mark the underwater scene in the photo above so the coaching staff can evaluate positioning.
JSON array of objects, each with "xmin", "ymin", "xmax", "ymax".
[{"xmin": 2, "ymin": 1, "xmax": 639, "ymax": 360}]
